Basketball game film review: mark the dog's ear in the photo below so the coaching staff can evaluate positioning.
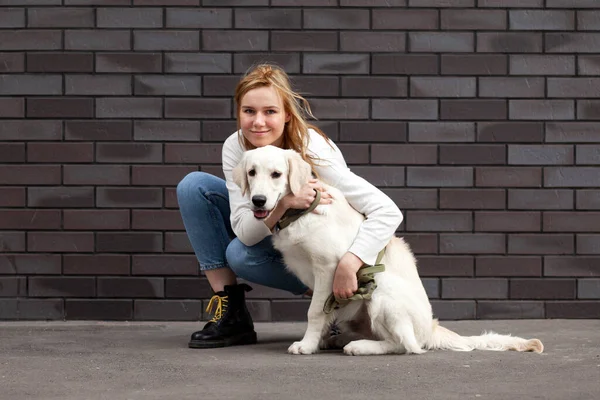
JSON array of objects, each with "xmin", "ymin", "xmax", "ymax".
[
  {"xmin": 286, "ymin": 150, "xmax": 312, "ymax": 196},
  {"xmin": 232, "ymin": 155, "xmax": 249, "ymax": 196}
]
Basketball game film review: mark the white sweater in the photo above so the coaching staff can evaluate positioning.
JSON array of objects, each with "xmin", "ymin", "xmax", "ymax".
[{"xmin": 221, "ymin": 129, "xmax": 404, "ymax": 266}]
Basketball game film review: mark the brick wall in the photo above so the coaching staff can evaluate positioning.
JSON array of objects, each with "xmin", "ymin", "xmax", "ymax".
[{"xmin": 1, "ymin": 0, "xmax": 599, "ymax": 321}]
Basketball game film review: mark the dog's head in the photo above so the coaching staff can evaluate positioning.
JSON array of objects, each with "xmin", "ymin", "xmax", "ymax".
[{"xmin": 232, "ymin": 145, "xmax": 312, "ymax": 219}]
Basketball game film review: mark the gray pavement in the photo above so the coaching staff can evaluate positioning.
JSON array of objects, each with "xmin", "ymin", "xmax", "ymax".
[{"xmin": 0, "ymin": 319, "xmax": 599, "ymax": 400}]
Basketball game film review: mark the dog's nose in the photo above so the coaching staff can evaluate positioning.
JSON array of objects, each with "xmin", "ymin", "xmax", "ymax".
[{"xmin": 252, "ymin": 195, "xmax": 267, "ymax": 207}]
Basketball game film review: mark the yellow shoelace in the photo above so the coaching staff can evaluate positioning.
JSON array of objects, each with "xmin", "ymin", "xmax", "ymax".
[{"xmin": 206, "ymin": 295, "xmax": 228, "ymax": 323}]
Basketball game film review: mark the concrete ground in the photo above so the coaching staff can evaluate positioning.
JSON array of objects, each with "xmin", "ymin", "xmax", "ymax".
[{"xmin": 0, "ymin": 320, "xmax": 599, "ymax": 400}]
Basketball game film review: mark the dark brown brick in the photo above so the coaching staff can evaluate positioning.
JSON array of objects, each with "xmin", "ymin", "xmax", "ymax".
[
  {"xmin": 96, "ymin": 53, "xmax": 162, "ymax": 73},
  {"xmin": 511, "ymin": 54, "xmax": 574, "ymax": 75},
  {"xmin": 351, "ymin": 166, "xmax": 404, "ymax": 187},
  {"xmin": 65, "ymin": 121, "xmax": 132, "ymax": 141},
  {"xmin": 383, "ymin": 189, "xmax": 438, "ymax": 210},
  {"xmin": 544, "ymin": 256, "xmax": 600, "ymax": 277},
  {"xmin": 236, "ymin": 8, "xmax": 300, "ymax": 29},
  {"xmin": 440, "ymin": 144, "xmax": 505, "ymax": 165},
  {"xmin": 66, "ymin": 299, "xmax": 132, "ymax": 321},
  {"xmin": 478, "ymin": 122, "xmax": 544, "ymax": 143},
  {"xmin": 165, "ymin": 188, "xmax": 178, "ymax": 208},
  {"xmin": 0, "ymin": 210, "xmax": 60, "ymax": 230},
  {"xmin": 132, "ymin": 210, "xmax": 184, "ymax": 230},
  {"xmin": 203, "ymin": 30, "xmax": 268, "ymax": 51},
  {"xmin": 373, "ymin": 99, "xmax": 437, "ymax": 120},
  {"xmin": 0, "ymin": 232, "xmax": 25, "ymax": 254},
  {"xmin": 28, "ymin": 7, "xmax": 94, "ymax": 28},
  {"xmin": 475, "ymin": 211, "xmax": 541, "ymax": 232},
  {"xmin": 271, "ymin": 299, "xmax": 309, "ymax": 321},
  {"xmin": 98, "ymin": 277, "xmax": 164, "ymax": 298},
  {"xmin": 135, "ymin": 75, "xmax": 201, "ymax": 96},
  {"xmin": 508, "ymin": 234, "xmax": 574, "ymax": 255},
  {"xmin": 410, "ymin": 32, "xmax": 474, "ymax": 52},
  {"xmin": 476, "ymin": 256, "xmax": 542, "ymax": 277},
  {"xmin": 342, "ymin": 77, "xmax": 407, "ymax": 97},
  {"xmin": 417, "ymin": 256, "xmax": 474, "ymax": 277},
  {"xmin": 0, "ymin": 166, "xmax": 61, "ymax": 185},
  {"xmin": 577, "ymin": 190, "xmax": 600, "ymax": 210},
  {"xmin": 442, "ymin": 278, "xmax": 508, "ymax": 299},
  {"xmin": 407, "ymin": 211, "xmax": 472, "ymax": 232},
  {"xmin": 96, "ymin": 232, "xmax": 162, "ymax": 253},
  {"xmin": 0, "ymin": 143, "xmax": 25, "ymax": 162},
  {"xmin": 477, "ymin": 301, "xmax": 544, "ymax": 319},
  {"xmin": 135, "ymin": 121, "xmax": 200, "ymax": 142},
  {"xmin": 373, "ymin": 9, "xmax": 437, "ymax": 30},
  {"xmin": 0, "ymin": 188, "xmax": 25, "ymax": 207},
  {"xmin": 63, "ymin": 254, "xmax": 130, "ymax": 275},
  {"xmin": 476, "ymin": 167, "xmax": 542, "ymax": 188},
  {"xmin": 97, "ymin": 98, "xmax": 162, "ymax": 119},
  {"xmin": 0, "ymin": 277, "xmax": 26, "ymax": 297},
  {"xmin": 28, "ymin": 187, "xmax": 94, "ymax": 208},
  {"xmin": 442, "ymin": 9, "xmax": 506, "ymax": 30},
  {"xmin": 64, "ymin": 165, "xmax": 130, "ymax": 185},
  {"xmin": 64, "ymin": 210, "xmax": 129, "ymax": 230},
  {"xmin": 134, "ymin": 0, "xmax": 199, "ymax": 4},
  {"xmin": 98, "ymin": 7, "xmax": 163, "ymax": 28},
  {"xmin": 477, "ymin": 32, "xmax": 543, "ymax": 53},
  {"xmin": 14, "ymin": 299, "xmax": 64, "ymax": 321},
  {"xmin": 27, "ymin": 53, "xmax": 92, "ymax": 73},
  {"xmin": 134, "ymin": 300, "xmax": 202, "ymax": 321},
  {"xmin": 0, "ymin": 52, "xmax": 24, "ymax": 72},
  {"xmin": 544, "ymin": 212, "xmax": 600, "ymax": 232},
  {"xmin": 203, "ymin": 75, "xmax": 245, "ymax": 97},
  {"xmin": 0, "ymin": 98, "xmax": 24, "ymax": 118},
  {"xmin": 372, "ymin": 144, "xmax": 437, "ymax": 165},
  {"xmin": 546, "ymin": 301, "xmax": 600, "ymax": 318},
  {"xmin": 510, "ymin": 100, "xmax": 574, "ymax": 120},
  {"xmin": 132, "ymin": 166, "xmax": 198, "ymax": 186},
  {"xmin": 2, "ymin": 121, "xmax": 62, "ymax": 141},
  {"xmin": 96, "ymin": 143, "xmax": 162, "ymax": 163},
  {"xmin": 407, "ymin": 167, "xmax": 473, "ymax": 187},
  {"xmin": 165, "ymin": 98, "xmax": 230, "ymax": 119},
  {"xmin": 372, "ymin": 54, "xmax": 438, "ymax": 75},
  {"xmin": 27, "ymin": 98, "xmax": 93, "ymax": 118},
  {"xmin": 441, "ymin": 54, "xmax": 507, "ymax": 75},
  {"xmin": 440, "ymin": 189, "xmax": 505, "ymax": 210},
  {"xmin": 431, "ymin": 300, "xmax": 476, "ymax": 320},
  {"xmin": 337, "ymin": 144, "xmax": 369, "ymax": 165},
  {"xmin": 164, "ymin": 144, "xmax": 222, "ymax": 164},
  {"xmin": 271, "ymin": 31, "xmax": 337, "ymax": 52},
  {"xmin": 29, "ymin": 277, "xmax": 95, "ymax": 297},
  {"xmin": 0, "ymin": 30, "xmax": 61, "ymax": 51},
  {"xmin": 132, "ymin": 255, "xmax": 197, "ymax": 276},
  {"xmin": 441, "ymin": 100, "xmax": 507, "ymax": 121},
  {"xmin": 97, "ymin": 187, "xmax": 163, "ymax": 208},
  {"xmin": 401, "ymin": 233, "xmax": 438, "ymax": 254},
  {"xmin": 340, "ymin": 122, "xmax": 407, "ymax": 142},
  {"xmin": 340, "ymin": 32, "xmax": 406, "ymax": 52},
  {"xmin": 577, "ymin": 234, "xmax": 600, "ymax": 255},
  {"xmin": 28, "ymin": 232, "xmax": 94, "ymax": 253},
  {"xmin": 508, "ymin": 189, "xmax": 573, "ymax": 210},
  {"xmin": 510, "ymin": 279, "xmax": 575, "ymax": 300},
  {"xmin": 27, "ymin": 143, "xmax": 94, "ymax": 163},
  {"xmin": 66, "ymin": 30, "xmax": 130, "ymax": 51},
  {"xmin": 201, "ymin": 121, "xmax": 237, "ymax": 142},
  {"xmin": 440, "ymin": 234, "xmax": 506, "ymax": 254},
  {"xmin": 165, "ymin": 277, "xmax": 213, "ymax": 299},
  {"xmin": 66, "ymin": 75, "xmax": 132, "ymax": 96}
]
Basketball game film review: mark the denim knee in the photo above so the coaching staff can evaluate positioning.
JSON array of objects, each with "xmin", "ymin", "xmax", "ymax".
[
  {"xmin": 176, "ymin": 171, "xmax": 207, "ymax": 204},
  {"xmin": 225, "ymin": 238, "xmax": 247, "ymax": 276}
]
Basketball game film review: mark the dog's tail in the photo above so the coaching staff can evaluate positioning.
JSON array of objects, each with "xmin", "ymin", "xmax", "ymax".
[{"xmin": 424, "ymin": 319, "xmax": 544, "ymax": 353}]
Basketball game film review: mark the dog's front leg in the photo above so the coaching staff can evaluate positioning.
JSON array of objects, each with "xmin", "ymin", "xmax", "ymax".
[{"xmin": 288, "ymin": 274, "xmax": 333, "ymax": 355}]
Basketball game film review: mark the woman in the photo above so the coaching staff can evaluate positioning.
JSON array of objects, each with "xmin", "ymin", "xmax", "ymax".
[{"xmin": 177, "ymin": 64, "xmax": 403, "ymax": 349}]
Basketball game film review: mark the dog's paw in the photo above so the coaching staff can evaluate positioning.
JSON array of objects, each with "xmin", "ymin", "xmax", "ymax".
[
  {"xmin": 343, "ymin": 341, "xmax": 372, "ymax": 356},
  {"xmin": 288, "ymin": 341, "xmax": 319, "ymax": 355}
]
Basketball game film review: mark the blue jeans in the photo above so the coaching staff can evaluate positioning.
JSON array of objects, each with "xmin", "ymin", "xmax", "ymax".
[{"xmin": 176, "ymin": 171, "xmax": 308, "ymax": 295}]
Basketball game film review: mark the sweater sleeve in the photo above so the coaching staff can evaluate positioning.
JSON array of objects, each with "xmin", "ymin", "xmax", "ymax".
[
  {"xmin": 222, "ymin": 133, "xmax": 273, "ymax": 246},
  {"xmin": 310, "ymin": 134, "xmax": 404, "ymax": 266}
]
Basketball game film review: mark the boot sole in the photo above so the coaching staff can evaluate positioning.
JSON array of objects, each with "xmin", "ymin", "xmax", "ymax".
[{"xmin": 188, "ymin": 331, "xmax": 258, "ymax": 349}]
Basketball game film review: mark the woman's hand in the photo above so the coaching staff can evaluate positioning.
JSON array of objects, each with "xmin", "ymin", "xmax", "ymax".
[
  {"xmin": 282, "ymin": 179, "xmax": 332, "ymax": 210},
  {"xmin": 332, "ymin": 252, "xmax": 364, "ymax": 299}
]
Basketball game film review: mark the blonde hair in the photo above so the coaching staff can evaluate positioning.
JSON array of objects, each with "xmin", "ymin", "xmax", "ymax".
[{"xmin": 234, "ymin": 63, "xmax": 330, "ymax": 172}]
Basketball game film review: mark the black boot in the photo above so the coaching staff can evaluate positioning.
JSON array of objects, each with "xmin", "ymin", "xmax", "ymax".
[{"xmin": 188, "ymin": 283, "xmax": 257, "ymax": 349}]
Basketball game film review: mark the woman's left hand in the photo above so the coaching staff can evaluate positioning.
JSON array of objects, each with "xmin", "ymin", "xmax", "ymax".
[{"xmin": 332, "ymin": 252, "xmax": 364, "ymax": 299}]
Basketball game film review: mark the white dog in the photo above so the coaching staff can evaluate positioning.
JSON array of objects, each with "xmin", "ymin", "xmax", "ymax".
[{"xmin": 233, "ymin": 146, "xmax": 543, "ymax": 356}]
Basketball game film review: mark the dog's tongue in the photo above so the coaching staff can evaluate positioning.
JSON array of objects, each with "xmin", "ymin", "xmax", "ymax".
[{"xmin": 253, "ymin": 210, "xmax": 269, "ymax": 219}]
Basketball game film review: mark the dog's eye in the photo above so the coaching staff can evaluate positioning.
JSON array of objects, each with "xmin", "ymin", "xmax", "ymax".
[
  {"xmin": 271, "ymin": 171, "xmax": 282, "ymax": 179},
  {"xmin": 248, "ymin": 169, "xmax": 256, "ymax": 177}
]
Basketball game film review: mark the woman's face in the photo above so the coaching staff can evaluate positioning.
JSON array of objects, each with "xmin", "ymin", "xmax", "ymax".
[{"xmin": 239, "ymin": 86, "xmax": 290, "ymax": 148}]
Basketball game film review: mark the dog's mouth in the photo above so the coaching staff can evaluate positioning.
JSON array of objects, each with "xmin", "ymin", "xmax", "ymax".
[{"xmin": 253, "ymin": 209, "xmax": 271, "ymax": 219}]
